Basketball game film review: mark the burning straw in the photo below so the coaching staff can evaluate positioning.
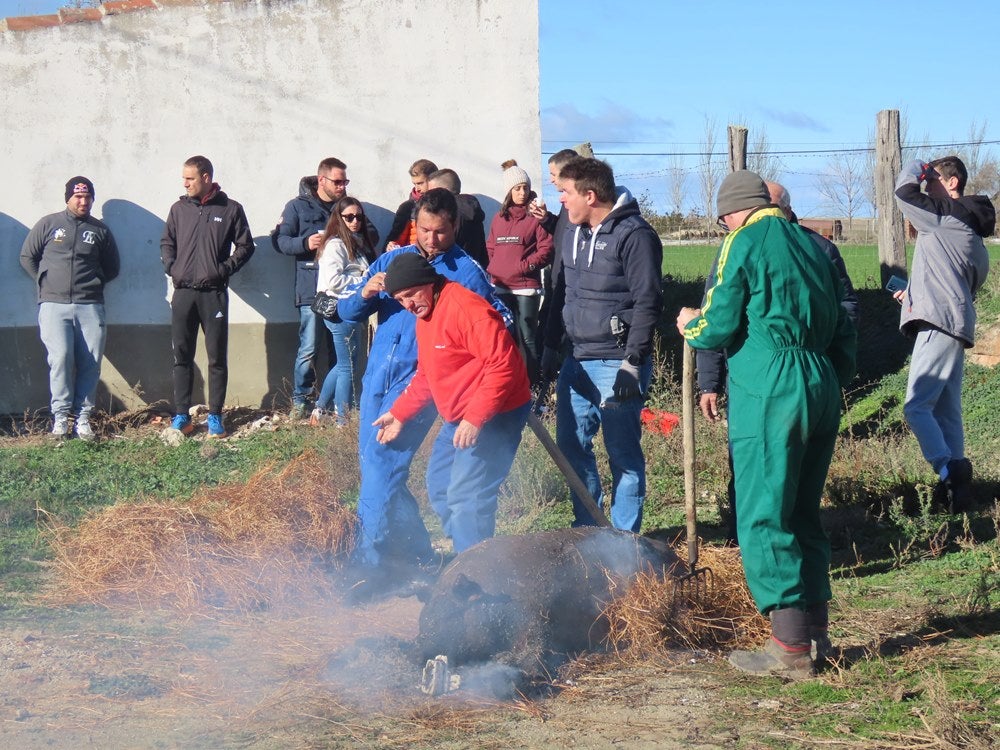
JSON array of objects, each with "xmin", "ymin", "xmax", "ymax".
[
  {"xmin": 604, "ymin": 545, "xmax": 768, "ymax": 656},
  {"xmin": 44, "ymin": 452, "xmax": 356, "ymax": 613}
]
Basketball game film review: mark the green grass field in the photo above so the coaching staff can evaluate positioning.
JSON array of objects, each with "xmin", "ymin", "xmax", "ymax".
[{"xmin": 663, "ymin": 242, "xmax": 1000, "ymax": 291}]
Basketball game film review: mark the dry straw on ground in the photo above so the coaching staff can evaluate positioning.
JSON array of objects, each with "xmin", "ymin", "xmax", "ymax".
[
  {"xmin": 44, "ymin": 451, "xmax": 355, "ymax": 613},
  {"xmin": 604, "ymin": 545, "xmax": 768, "ymax": 655}
]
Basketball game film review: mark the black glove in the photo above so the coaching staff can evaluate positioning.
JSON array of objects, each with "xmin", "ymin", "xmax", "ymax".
[
  {"xmin": 612, "ymin": 359, "xmax": 642, "ymax": 401},
  {"xmin": 539, "ymin": 346, "xmax": 562, "ymax": 383},
  {"xmin": 919, "ymin": 162, "xmax": 938, "ymax": 182}
]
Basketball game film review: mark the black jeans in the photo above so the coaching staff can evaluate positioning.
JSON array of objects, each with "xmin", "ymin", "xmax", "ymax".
[{"xmin": 171, "ymin": 287, "xmax": 229, "ymax": 414}]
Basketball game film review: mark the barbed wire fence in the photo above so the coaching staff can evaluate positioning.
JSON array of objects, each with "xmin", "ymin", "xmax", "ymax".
[{"xmin": 542, "ymin": 138, "xmax": 1000, "ymax": 221}]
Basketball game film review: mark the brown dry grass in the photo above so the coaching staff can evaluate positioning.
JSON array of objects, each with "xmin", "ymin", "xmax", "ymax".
[
  {"xmin": 43, "ymin": 451, "xmax": 355, "ymax": 613},
  {"xmin": 604, "ymin": 544, "xmax": 768, "ymax": 656}
]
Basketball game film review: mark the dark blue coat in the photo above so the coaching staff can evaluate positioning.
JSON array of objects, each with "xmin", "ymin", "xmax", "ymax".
[{"xmin": 270, "ymin": 176, "xmax": 333, "ymax": 307}]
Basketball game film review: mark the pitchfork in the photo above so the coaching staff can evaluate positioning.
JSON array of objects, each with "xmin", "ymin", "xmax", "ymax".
[
  {"xmin": 675, "ymin": 343, "xmax": 712, "ymax": 601},
  {"xmin": 528, "ymin": 381, "xmax": 612, "ymax": 529}
]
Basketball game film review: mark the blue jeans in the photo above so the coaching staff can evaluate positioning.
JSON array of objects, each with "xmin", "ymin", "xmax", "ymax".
[
  {"xmin": 38, "ymin": 302, "xmax": 106, "ymax": 419},
  {"xmin": 317, "ymin": 319, "xmax": 362, "ymax": 417},
  {"xmin": 555, "ymin": 356, "xmax": 651, "ymax": 533},
  {"xmin": 354, "ymin": 396, "xmax": 437, "ymax": 568},
  {"xmin": 293, "ymin": 306, "xmax": 334, "ymax": 406},
  {"xmin": 904, "ymin": 327, "xmax": 966, "ymax": 474},
  {"xmin": 426, "ymin": 401, "xmax": 530, "ymax": 552}
]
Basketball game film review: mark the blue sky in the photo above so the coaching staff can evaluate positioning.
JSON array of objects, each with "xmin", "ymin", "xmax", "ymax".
[
  {"xmin": 538, "ymin": 1, "xmax": 999, "ymax": 217},
  {"xmin": 4, "ymin": 0, "xmax": 997, "ymax": 217}
]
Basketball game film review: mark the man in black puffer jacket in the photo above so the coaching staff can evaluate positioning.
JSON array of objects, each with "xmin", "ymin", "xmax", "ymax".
[
  {"xmin": 540, "ymin": 158, "xmax": 663, "ymax": 534},
  {"xmin": 161, "ymin": 155, "xmax": 254, "ymax": 439}
]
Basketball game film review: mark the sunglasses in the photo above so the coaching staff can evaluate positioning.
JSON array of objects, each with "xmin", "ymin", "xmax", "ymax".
[
  {"xmin": 341, "ymin": 213, "xmax": 363, "ymax": 222},
  {"xmin": 323, "ymin": 176, "xmax": 350, "ymax": 187}
]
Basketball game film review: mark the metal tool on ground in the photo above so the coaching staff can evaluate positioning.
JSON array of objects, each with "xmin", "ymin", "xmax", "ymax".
[
  {"xmin": 528, "ymin": 381, "xmax": 612, "ymax": 529},
  {"xmin": 676, "ymin": 343, "xmax": 712, "ymax": 600}
]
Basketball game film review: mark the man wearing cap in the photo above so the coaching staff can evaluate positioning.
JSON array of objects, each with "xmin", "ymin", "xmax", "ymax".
[
  {"xmin": 696, "ymin": 180, "xmax": 860, "ymax": 545},
  {"xmin": 373, "ymin": 253, "xmax": 530, "ymax": 553},
  {"xmin": 161, "ymin": 155, "xmax": 255, "ymax": 439},
  {"xmin": 677, "ymin": 170, "xmax": 856, "ymax": 680},
  {"xmin": 337, "ymin": 188, "xmax": 511, "ymax": 596},
  {"xmin": 20, "ymin": 177, "xmax": 121, "ymax": 440}
]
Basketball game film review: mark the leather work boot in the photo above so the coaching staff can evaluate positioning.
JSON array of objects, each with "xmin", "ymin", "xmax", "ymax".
[
  {"xmin": 807, "ymin": 602, "xmax": 837, "ymax": 664},
  {"xmin": 729, "ymin": 607, "xmax": 816, "ymax": 680}
]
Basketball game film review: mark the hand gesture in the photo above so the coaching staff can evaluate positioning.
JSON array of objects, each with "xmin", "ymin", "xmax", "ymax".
[{"xmin": 372, "ymin": 412, "xmax": 402, "ymax": 444}]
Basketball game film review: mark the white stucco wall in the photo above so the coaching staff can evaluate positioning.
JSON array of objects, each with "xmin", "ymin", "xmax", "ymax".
[{"xmin": 0, "ymin": 0, "xmax": 540, "ymax": 413}]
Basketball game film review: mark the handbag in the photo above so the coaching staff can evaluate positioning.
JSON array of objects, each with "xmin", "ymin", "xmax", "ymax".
[{"xmin": 310, "ymin": 291, "xmax": 341, "ymax": 322}]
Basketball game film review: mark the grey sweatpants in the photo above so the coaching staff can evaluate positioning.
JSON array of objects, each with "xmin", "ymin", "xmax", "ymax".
[{"xmin": 903, "ymin": 326, "xmax": 966, "ymax": 475}]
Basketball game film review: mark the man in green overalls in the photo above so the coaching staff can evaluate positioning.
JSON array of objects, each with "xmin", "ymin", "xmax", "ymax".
[{"xmin": 677, "ymin": 170, "xmax": 856, "ymax": 679}]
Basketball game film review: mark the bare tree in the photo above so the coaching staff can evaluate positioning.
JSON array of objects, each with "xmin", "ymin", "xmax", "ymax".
[
  {"xmin": 747, "ymin": 127, "xmax": 784, "ymax": 182},
  {"xmin": 667, "ymin": 153, "xmax": 687, "ymax": 216},
  {"xmin": 817, "ymin": 152, "xmax": 868, "ymax": 228},
  {"xmin": 961, "ymin": 119, "xmax": 1000, "ymax": 202},
  {"xmin": 697, "ymin": 116, "xmax": 724, "ymax": 234}
]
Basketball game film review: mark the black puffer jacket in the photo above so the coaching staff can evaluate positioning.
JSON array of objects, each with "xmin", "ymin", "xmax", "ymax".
[{"xmin": 161, "ymin": 186, "xmax": 255, "ymax": 289}]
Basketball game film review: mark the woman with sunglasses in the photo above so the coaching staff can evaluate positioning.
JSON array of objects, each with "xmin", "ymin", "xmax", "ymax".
[{"xmin": 312, "ymin": 197, "xmax": 377, "ymax": 426}]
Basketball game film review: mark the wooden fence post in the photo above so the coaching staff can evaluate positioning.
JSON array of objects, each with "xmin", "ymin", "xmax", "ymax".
[
  {"xmin": 875, "ymin": 109, "xmax": 907, "ymax": 284},
  {"xmin": 728, "ymin": 125, "xmax": 747, "ymax": 173}
]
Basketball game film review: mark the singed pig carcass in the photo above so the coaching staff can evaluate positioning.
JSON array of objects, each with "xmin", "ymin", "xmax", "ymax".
[{"xmin": 414, "ymin": 527, "xmax": 684, "ymax": 690}]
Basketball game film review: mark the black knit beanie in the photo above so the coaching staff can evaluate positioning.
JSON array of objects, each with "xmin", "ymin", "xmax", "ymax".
[
  {"xmin": 65, "ymin": 176, "xmax": 95, "ymax": 202},
  {"xmin": 384, "ymin": 253, "xmax": 441, "ymax": 296}
]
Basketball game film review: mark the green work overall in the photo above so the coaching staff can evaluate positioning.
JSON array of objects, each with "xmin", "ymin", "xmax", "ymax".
[{"xmin": 684, "ymin": 207, "xmax": 856, "ymax": 613}]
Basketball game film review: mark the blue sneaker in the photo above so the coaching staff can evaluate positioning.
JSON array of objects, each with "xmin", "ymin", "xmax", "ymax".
[
  {"xmin": 171, "ymin": 414, "xmax": 194, "ymax": 435},
  {"xmin": 207, "ymin": 413, "xmax": 227, "ymax": 439}
]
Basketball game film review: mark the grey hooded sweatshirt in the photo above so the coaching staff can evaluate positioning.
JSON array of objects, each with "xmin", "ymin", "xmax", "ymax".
[{"xmin": 895, "ymin": 160, "xmax": 994, "ymax": 347}]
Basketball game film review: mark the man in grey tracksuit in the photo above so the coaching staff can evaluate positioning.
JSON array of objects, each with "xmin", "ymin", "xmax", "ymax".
[
  {"xmin": 19, "ymin": 176, "xmax": 120, "ymax": 440},
  {"xmin": 894, "ymin": 157, "xmax": 994, "ymax": 511}
]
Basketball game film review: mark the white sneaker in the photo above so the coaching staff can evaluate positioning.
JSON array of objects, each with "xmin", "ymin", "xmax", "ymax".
[
  {"xmin": 76, "ymin": 418, "xmax": 96, "ymax": 442},
  {"xmin": 308, "ymin": 408, "xmax": 330, "ymax": 426},
  {"xmin": 51, "ymin": 416, "xmax": 69, "ymax": 439}
]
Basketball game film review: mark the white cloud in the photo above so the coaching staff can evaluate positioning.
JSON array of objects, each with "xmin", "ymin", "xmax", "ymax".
[
  {"xmin": 542, "ymin": 102, "xmax": 674, "ymax": 145},
  {"xmin": 759, "ymin": 108, "xmax": 830, "ymax": 133}
]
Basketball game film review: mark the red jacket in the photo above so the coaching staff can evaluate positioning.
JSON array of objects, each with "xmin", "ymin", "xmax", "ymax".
[
  {"xmin": 486, "ymin": 205, "xmax": 554, "ymax": 291},
  {"xmin": 390, "ymin": 281, "xmax": 531, "ymax": 427}
]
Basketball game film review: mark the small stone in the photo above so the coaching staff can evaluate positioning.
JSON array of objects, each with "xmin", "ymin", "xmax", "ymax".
[
  {"xmin": 757, "ymin": 698, "xmax": 781, "ymax": 710},
  {"xmin": 160, "ymin": 428, "xmax": 185, "ymax": 447},
  {"xmin": 15, "ymin": 708, "xmax": 30, "ymax": 721}
]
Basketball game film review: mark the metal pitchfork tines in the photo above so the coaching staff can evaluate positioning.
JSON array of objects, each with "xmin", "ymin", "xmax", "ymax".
[{"xmin": 675, "ymin": 343, "xmax": 712, "ymax": 603}]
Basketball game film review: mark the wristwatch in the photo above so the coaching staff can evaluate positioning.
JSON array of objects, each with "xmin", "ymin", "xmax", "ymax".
[{"xmin": 626, "ymin": 354, "xmax": 642, "ymax": 367}]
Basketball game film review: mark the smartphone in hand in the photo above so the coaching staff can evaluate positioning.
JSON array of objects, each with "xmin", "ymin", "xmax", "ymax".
[{"xmin": 886, "ymin": 275, "xmax": 908, "ymax": 293}]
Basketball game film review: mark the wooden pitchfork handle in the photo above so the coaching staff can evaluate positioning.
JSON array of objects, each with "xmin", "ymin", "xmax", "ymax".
[
  {"xmin": 682, "ymin": 342, "xmax": 699, "ymax": 568},
  {"xmin": 529, "ymin": 381, "xmax": 612, "ymax": 529}
]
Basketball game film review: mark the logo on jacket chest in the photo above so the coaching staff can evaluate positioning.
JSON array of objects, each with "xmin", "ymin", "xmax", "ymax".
[
  {"xmin": 52, "ymin": 228, "xmax": 67, "ymax": 242},
  {"xmin": 213, "ymin": 216, "xmax": 223, "ymax": 223},
  {"xmin": 497, "ymin": 235, "xmax": 523, "ymax": 244},
  {"xmin": 594, "ymin": 240, "xmax": 608, "ymax": 251},
  {"xmin": 82, "ymin": 231, "xmax": 97, "ymax": 245}
]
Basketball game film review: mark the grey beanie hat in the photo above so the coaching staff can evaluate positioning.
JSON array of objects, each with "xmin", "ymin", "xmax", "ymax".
[
  {"xmin": 716, "ymin": 170, "xmax": 769, "ymax": 219},
  {"xmin": 384, "ymin": 252, "xmax": 441, "ymax": 296}
]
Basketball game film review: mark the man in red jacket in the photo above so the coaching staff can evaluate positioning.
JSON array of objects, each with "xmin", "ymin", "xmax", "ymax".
[{"xmin": 372, "ymin": 253, "xmax": 531, "ymax": 553}]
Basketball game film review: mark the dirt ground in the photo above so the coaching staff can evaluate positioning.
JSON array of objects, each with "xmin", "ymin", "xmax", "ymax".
[{"xmin": 0, "ymin": 588, "xmax": 757, "ymax": 750}]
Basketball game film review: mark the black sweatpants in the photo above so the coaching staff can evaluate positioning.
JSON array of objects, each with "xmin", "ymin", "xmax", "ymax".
[{"xmin": 171, "ymin": 287, "xmax": 229, "ymax": 414}]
